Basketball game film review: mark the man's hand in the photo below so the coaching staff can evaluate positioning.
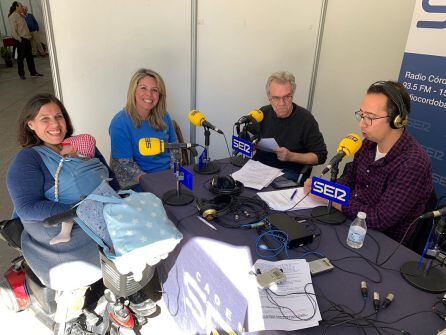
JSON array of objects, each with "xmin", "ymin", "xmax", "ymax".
[
  {"xmin": 274, "ymin": 147, "xmax": 319, "ymax": 165},
  {"xmin": 304, "ymin": 178, "xmax": 327, "ymax": 205},
  {"xmin": 303, "ymin": 178, "xmax": 342, "ymax": 211},
  {"xmin": 274, "ymin": 147, "xmax": 291, "ymax": 162}
]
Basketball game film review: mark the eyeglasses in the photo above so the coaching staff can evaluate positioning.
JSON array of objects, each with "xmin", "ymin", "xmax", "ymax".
[
  {"xmin": 354, "ymin": 111, "xmax": 389, "ymax": 126},
  {"xmin": 269, "ymin": 94, "xmax": 293, "ymax": 104}
]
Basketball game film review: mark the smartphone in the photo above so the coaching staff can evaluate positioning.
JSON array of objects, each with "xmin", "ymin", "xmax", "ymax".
[
  {"xmin": 271, "ymin": 179, "xmax": 299, "ymax": 189},
  {"xmin": 308, "ymin": 258, "xmax": 334, "ymax": 275}
]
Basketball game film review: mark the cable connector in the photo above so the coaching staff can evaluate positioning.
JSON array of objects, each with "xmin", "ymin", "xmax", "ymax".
[
  {"xmin": 373, "ymin": 291, "xmax": 380, "ymax": 311},
  {"xmin": 360, "ymin": 281, "xmax": 368, "ymax": 299},
  {"xmin": 382, "ymin": 293, "xmax": 394, "ymax": 309}
]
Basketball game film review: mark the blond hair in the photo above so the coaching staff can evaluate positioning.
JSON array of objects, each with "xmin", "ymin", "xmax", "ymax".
[{"xmin": 125, "ymin": 68, "xmax": 167, "ymax": 130}]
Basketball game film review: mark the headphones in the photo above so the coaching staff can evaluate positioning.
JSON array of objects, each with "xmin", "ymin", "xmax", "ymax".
[
  {"xmin": 197, "ymin": 195, "xmax": 234, "ymax": 221},
  {"xmin": 208, "ymin": 175, "xmax": 244, "ymax": 196},
  {"xmin": 370, "ymin": 81, "xmax": 409, "ymax": 129}
]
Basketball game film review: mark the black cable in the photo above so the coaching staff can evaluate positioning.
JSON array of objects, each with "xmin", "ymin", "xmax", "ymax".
[
  {"xmin": 284, "ymin": 189, "xmax": 312, "ymax": 211},
  {"xmin": 200, "ymin": 195, "xmax": 270, "ymax": 229},
  {"xmin": 222, "ymin": 133, "xmax": 233, "ymax": 159},
  {"xmin": 365, "ymin": 310, "xmax": 434, "ymax": 325},
  {"xmin": 376, "ymin": 217, "xmax": 419, "ymax": 266},
  {"xmin": 329, "ymin": 226, "xmax": 383, "ymax": 283},
  {"xmin": 263, "ymin": 283, "xmax": 319, "ymax": 321},
  {"xmin": 366, "ymin": 231, "xmax": 382, "ymax": 264}
]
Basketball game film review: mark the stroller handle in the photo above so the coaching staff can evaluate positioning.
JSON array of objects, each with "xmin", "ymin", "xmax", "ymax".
[{"xmin": 43, "ymin": 207, "xmax": 78, "ymax": 227}]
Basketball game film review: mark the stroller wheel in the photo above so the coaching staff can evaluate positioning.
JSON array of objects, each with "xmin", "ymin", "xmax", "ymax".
[{"xmin": 0, "ymin": 277, "xmax": 21, "ymax": 312}]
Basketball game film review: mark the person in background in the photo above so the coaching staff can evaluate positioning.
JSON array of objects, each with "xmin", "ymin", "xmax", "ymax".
[
  {"xmin": 109, "ymin": 68, "xmax": 177, "ymax": 190},
  {"xmin": 304, "ymin": 80, "xmax": 433, "ymax": 242},
  {"xmin": 8, "ymin": 1, "xmax": 43, "ymax": 79},
  {"xmin": 253, "ymin": 71, "xmax": 327, "ymax": 181},
  {"xmin": 23, "ymin": 5, "xmax": 46, "ymax": 56}
]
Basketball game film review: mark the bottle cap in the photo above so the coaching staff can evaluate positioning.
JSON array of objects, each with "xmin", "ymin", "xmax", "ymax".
[{"xmin": 357, "ymin": 211, "xmax": 366, "ymax": 219}]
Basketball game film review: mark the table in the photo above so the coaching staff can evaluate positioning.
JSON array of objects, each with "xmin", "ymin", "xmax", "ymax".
[{"xmin": 140, "ymin": 160, "xmax": 445, "ymax": 334}]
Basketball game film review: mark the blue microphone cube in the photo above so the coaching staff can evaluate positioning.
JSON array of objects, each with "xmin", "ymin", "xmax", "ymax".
[{"xmin": 232, "ymin": 135, "xmax": 253, "ymax": 158}]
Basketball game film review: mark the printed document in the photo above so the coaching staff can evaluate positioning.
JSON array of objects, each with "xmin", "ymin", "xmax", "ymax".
[
  {"xmin": 256, "ymin": 138, "xmax": 279, "ymax": 152},
  {"xmin": 257, "ymin": 187, "xmax": 320, "ymax": 211},
  {"xmin": 231, "ymin": 159, "xmax": 283, "ymax": 190},
  {"xmin": 249, "ymin": 259, "xmax": 321, "ymax": 331}
]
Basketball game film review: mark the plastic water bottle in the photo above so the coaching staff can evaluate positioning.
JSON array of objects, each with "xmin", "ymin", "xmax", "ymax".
[{"xmin": 347, "ymin": 212, "xmax": 367, "ymax": 248}]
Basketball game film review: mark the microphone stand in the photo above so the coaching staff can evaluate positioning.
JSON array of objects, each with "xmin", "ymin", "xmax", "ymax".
[
  {"xmin": 311, "ymin": 164, "xmax": 346, "ymax": 225},
  {"xmin": 162, "ymin": 148, "xmax": 195, "ymax": 206},
  {"xmin": 231, "ymin": 124, "xmax": 251, "ymax": 167},
  {"xmin": 401, "ymin": 218, "xmax": 446, "ymax": 293},
  {"xmin": 193, "ymin": 126, "xmax": 220, "ymax": 174}
]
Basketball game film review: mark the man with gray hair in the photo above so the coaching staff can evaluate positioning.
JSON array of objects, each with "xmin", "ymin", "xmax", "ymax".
[{"xmin": 253, "ymin": 71, "xmax": 327, "ymax": 181}]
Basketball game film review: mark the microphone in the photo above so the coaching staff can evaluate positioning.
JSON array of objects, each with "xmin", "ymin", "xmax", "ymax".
[
  {"xmin": 382, "ymin": 293, "xmax": 394, "ymax": 309},
  {"xmin": 373, "ymin": 292, "xmax": 380, "ymax": 311},
  {"xmin": 139, "ymin": 138, "xmax": 196, "ymax": 156},
  {"xmin": 236, "ymin": 110, "xmax": 264, "ymax": 125},
  {"xmin": 419, "ymin": 206, "xmax": 446, "ymax": 220},
  {"xmin": 188, "ymin": 110, "xmax": 223, "ymax": 134},
  {"xmin": 360, "ymin": 281, "xmax": 368, "ymax": 299},
  {"xmin": 321, "ymin": 133, "xmax": 363, "ymax": 175}
]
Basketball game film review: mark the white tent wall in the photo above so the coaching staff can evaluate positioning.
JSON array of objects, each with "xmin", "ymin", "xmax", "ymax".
[
  {"xmin": 46, "ymin": 0, "xmax": 191, "ymax": 157},
  {"xmin": 194, "ymin": 0, "xmax": 324, "ymax": 160},
  {"xmin": 43, "ymin": 0, "xmax": 415, "ymax": 169}
]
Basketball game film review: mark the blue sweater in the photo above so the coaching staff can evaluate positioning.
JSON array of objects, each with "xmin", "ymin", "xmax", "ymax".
[
  {"xmin": 109, "ymin": 109, "xmax": 177, "ymax": 173},
  {"xmin": 7, "ymin": 147, "xmax": 118, "ymax": 221}
]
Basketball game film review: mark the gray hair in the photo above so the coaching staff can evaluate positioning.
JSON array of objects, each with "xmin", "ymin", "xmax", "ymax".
[{"xmin": 265, "ymin": 71, "xmax": 296, "ymax": 96}]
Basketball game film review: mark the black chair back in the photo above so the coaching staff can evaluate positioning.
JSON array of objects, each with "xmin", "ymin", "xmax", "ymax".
[
  {"xmin": 405, "ymin": 190, "xmax": 438, "ymax": 254},
  {"xmin": 0, "ymin": 218, "xmax": 23, "ymax": 251}
]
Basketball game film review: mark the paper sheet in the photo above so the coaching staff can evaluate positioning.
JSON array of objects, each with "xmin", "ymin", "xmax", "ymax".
[
  {"xmin": 256, "ymin": 138, "xmax": 279, "ymax": 152},
  {"xmin": 249, "ymin": 259, "xmax": 321, "ymax": 331},
  {"xmin": 257, "ymin": 187, "xmax": 321, "ymax": 211},
  {"xmin": 231, "ymin": 159, "xmax": 283, "ymax": 190}
]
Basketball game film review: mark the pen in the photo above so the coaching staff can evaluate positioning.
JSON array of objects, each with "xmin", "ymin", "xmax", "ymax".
[
  {"xmin": 196, "ymin": 216, "xmax": 218, "ymax": 230},
  {"xmin": 290, "ymin": 188, "xmax": 298, "ymax": 200}
]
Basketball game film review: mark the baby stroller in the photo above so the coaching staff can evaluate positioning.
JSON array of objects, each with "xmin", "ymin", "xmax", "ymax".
[{"xmin": 0, "ymin": 184, "xmax": 181, "ymax": 334}]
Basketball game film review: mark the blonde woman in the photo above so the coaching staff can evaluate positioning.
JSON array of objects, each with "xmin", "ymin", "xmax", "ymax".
[{"xmin": 109, "ymin": 68, "xmax": 177, "ymax": 189}]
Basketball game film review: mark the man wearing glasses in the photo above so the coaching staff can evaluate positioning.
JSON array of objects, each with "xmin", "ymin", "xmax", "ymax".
[
  {"xmin": 252, "ymin": 71, "xmax": 327, "ymax": 181},
  {"xmin": 306, "ymin": 80, "xmax": 432, "ymax": 242}
]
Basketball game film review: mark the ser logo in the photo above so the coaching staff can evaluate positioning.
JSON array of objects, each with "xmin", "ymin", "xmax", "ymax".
[
  {"xmin": 311, "ymin": 177, "xmax": 350, "ymax": 206},
  {"xmin": 417, "ymin": 0, "xmax": 446, "ymax": 29},
  {"xmin": 422, "ymin": 145, "xmax": 444, "ymax": 161},
  {"xmin": 231, "ymin": 136, "xmax": 253, "ymax": 158},
  {"xmin": 433, "ymin": 173, "xmax": 446, "ymax": 187},
  {"xmin": 407, "ymin": 118, "xmax": 431, "ymax": 132}
]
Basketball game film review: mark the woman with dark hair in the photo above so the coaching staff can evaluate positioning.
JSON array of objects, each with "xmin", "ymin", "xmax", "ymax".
[
  {"xmin": 109, "ymin": 68, "xmax": 177, "ymax": 189},
  {"xmin": 8, "ymin": 1, "xmax": 19, "ymax": 16},
  {"xmin": 6, "ymin": 93, "xmax": 118, "ymax": 332},
  {"xmin": 8, "ymin": 1, "xmax": 42, "ymax": 79}
]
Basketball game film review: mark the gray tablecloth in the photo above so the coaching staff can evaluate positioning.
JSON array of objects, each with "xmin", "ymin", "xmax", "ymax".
[{"xmin": 141, "ymin": 160, "xmax": 444, "ymax": 335}]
